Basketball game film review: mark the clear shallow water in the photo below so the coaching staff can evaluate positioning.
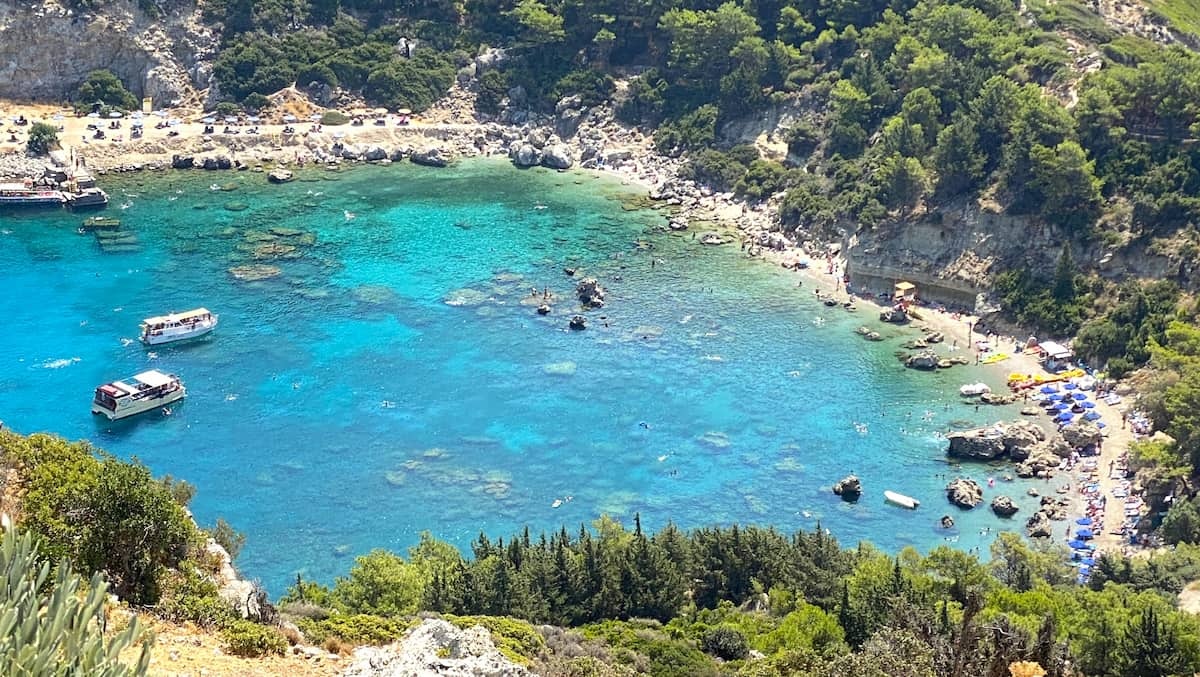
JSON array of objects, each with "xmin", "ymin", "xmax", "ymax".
[{"xmin": 0, "ymin": 160, "xmax": 1043, "ymax": 593}]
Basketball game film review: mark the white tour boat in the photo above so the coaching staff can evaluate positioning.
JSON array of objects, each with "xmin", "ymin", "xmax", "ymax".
[
  {"xmin": 884, "ymin": 490, "xmax": 920, "ymax": 510},
  {"xmin": 91, "ymin": 370, "xmax": 186, "ymax": 420},
  {"xmin": 139, "ymin": 308, "xmax": 218, "ymax": 345}
]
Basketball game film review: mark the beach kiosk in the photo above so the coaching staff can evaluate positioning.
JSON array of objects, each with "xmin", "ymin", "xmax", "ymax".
[
  {"xmin": 1039, "ymin": 340, "xmax": 1074, "ymax": 372},
  {"xmin": 893, "ymin": 281, "xmax": 917, "ymax": 303}
]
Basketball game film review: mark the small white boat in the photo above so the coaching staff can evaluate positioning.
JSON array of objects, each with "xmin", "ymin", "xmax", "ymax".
[
  {"xmin": 884, "ymin": 490, "xmax": 920, "ymax": 509},
  {"xmin": 959, "ymin": 382, "xmax": 991, "ymax": 397},
  {"xmin": 140, "ymin": 308, "xmax": 218, "ymax": 345},
  {"xmin": 91, "ymin": 370, "xmax": 186, "ymax": 420}
]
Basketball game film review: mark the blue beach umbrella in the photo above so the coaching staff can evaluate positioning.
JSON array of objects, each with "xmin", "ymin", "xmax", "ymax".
[
  {"xmin": 1077, "ymin": 528, "xmax": 1094, "ymax": 539},
  {"xmin": 1048, "ymin": 393, "xmax": 1064, "ymax": 401},
  {"xmin": 1073, "ymin": 393, "xmax": 1088, "ymax": 401},
  {"xmin": 1068, "ymin": 539, "xmax": 1087, "ymax": 549},
  {"xmin": 1083, "ymin": 401, "xmax": 1096, "ymax": 408},
  {"xmin": 1076, "ymin": 517, "xmax": 1093, "ymax": 525},
  {"xmin": 1065, "ymin": 383, "xmax": 1078, "ymax": 390},
  {"xmin": 1084, "ymin": 412, "xmax": 1102, "ymax": 421},
  {"xmin": 1056, "ymin": 413, "xmax": 1074, "ymax": 423},
  {"xmin": 1098, "ymin": 422, "xmax": 1107, "ymax": 428},
  {"xmin": 1040, "ymin": 386, "xmax": 1057, "ymax": 394},
  {"xmin": 1054, "ymin": 403, "xmax": 1070, "ymax": 410},
  {"xmin": 1081, "ymin": 558, "xmax": 1096, "ymax": 565}
]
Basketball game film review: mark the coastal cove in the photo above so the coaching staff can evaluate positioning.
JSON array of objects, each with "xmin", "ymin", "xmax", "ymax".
[{"xmin": 2, "ymin": 159, "xmax": 1044, "ymax": 594}]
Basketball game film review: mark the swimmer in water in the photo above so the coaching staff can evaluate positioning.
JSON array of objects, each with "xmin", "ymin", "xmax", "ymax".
[
  {"xmin": 162, "ymin": 407, "xmax": 172, "ymax": 416},
  {"xmin": 639, "ymin": 421, "xmax": 651, "ymax": 429}
]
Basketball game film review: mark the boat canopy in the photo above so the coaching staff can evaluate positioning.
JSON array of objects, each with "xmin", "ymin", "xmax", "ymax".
[
  {"xmin": 142, "ymin": 308, "xmax": 211, "ymax": 325},
  {"xmin": 133, "ymin": 370, "xmax": 175, "ymax": 388}
]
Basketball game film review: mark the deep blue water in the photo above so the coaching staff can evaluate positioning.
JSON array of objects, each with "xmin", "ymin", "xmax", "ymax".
[{"xmin": 0, "ymin": 160, "xmax": 1042, "ymax": 593}]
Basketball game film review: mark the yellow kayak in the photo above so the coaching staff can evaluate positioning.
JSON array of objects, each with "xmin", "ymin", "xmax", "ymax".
[{"xmin": 981, "ymin": 353, "xmax": 1010, "ymax": 365}]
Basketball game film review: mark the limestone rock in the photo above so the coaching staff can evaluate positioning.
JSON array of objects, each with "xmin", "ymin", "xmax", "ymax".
[
  {"xmin": 699, "ymin": 231, "xmax": 727, "ymax": 245},
  {"xmin": 832, "ymin": 475, "xmax": 862, "ymax": 502},
  {"xmin": 880, "ymin": 308, "xmax": 910, "ymax": 324},
  {"xmin": 171, "ymin": 154, "xmax": 195, "ymax": 169},
  {"xmin": 267, "ymin": 169, "xmax": 294, "ymax": 184},
  {"xmin": 946, "ymin": 478, "xmax": 983, "ymax": 509},
  {"xmin": 339, "ymin": 618, "xmax": 531, "ymax": 677},
  {"xmin": 991, "ymin": 495, "xmax": 1019, "ymax": 517},
  {"xmin": 1026, "ymin": 511, "xmax": 1052, "ymax": 538},
  {"xmin": 365, "ymin": 146, "xmax": 388, "ymax": 161},
  {"xmin": 946, "ymin": 420, "xmax": 1045, "ymax": 461},
  {"xmin": 511, "ymin": 143, "xmax": 539, "ymax": 167},
  {"xmin": 410, "ymin": 147, "xmax": 449, "ymax": 168},
  {"xmin": 575, "ymin": 277, "xmax": 606, "ymax": 309},
  {"xmin": 536, "ymin": 304, "xmax": 551, "ymax": 315},
  {"xmin": 905, "ymin": 351, "xmax": 939, "ymax": 370},
  {"xmin": 940, "ymin": 515, "xmax": 955, "ymax": 529},
  {"xmin": 1062, "ymin": 421, "xmax": 1103, "ymax": 449},
  {"xmin": 540, "ymin": 144, "xmax": 574, "ymax": 170}
]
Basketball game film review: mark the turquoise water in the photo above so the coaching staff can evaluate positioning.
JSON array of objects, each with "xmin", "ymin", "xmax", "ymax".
[{"xmin": 0, "ymin": 160, "xmax": 1043, "ymax": 593}]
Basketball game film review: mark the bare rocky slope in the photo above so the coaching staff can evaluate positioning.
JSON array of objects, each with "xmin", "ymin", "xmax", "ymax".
[{"xmin": 0, "ymin": 0, "xmax": 214, "ymax": 105}]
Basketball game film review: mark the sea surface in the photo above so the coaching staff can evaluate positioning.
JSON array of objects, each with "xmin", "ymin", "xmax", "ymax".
[{"xmin": 0, "ymin": 159, "xmax": 1044, "ymax": 593}]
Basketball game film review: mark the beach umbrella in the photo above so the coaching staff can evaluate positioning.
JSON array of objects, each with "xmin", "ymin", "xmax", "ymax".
[
  {"xmin": 1055, "ymin": 413, "xmax": 1074, "ymax": 423},
  {"xmin": 51, "ymin": 114, "xmax": 63, "ymax": 121},
  {"xmin": 1081, "ymin": 557, "xmax": 1096, "ymax": 565},
  {"xmin": 1083, "ymin": 401, "xmax": 1096, "ymax": 408},
  {"xmin": 168, "ymin": 119, "xmax": 181, "ymax": 126},
  {"xmin": 108, "ymin": 111, "xmax": 123, "ymax": 118},
  {"xmin": 373, "ymin": 107, "xmax": 388, "ymax": 115},
  {"xmin": 131, "ymin": 111, "xmax": 143, "ymax": 119},
  {"xmin": 282, "ymin": 114, "xmax": 297, "ymax": 122},
  {"xmin": 1097, "ymin": 422, "xmax": 1107, "ymax": 428},
  {"xmin": 131, "ymin": 120, "xmax": 144, "ymax": 127},
  {"xmin": 1040, "ymin": 385, "xmax": 1057, "ymax": 394},
  {"xmin": 1065, "ymin": 383, "xmax": 1077, "ymax": 389},
  {"xmin": 1077, "ymin": 528, "xmax": 1094, "ymax": 539},
  {"xmin": 1076, "ymin": 517, "xmax": 1093, "ymax": 525},
  {"xmin": 154, "ymin": 110, "xmax": 168, "ymax": 117},
  {"xmin": 1054, "ymin": 402, "xmax": 1070, "ymax": 410},
  {"xmin": 332, "ymin": 131, "xmax": 345, "ymax": 139},
  {"xmin": 86, "ymin": 112, "xmax": 100, "ymax": 118},
  {"xmin": 1068, "ymin": 539, "xmax": 1087, "ymax": 549},
  {"xmin": 224, "ymin": 116, "xmax": 238, "ymax": 123},
  {"xmin": 1084, "ymin": 412, "xmax": 1101, "ymax": 421},
  {"xmin": 310, "ymin": 113, "xmax": 323, "ymax": 120},
  {"xmin": 1073, "ymin": 392, "xmax": 1088, "ymax": 401},
  {"xmin": 202, "ymin": 117, "xmax": 216, "ymax": 124},
  {"xmin": 396, "ymin": 108, "xmax": 412, "ymax": 115},
  {"xmin": 1048, "ymin": 393, "xmax": 1063, "ymax": 401},
  {"xmin": 247, "ymin": 116, "xmax": 260, "ymax": 122}
]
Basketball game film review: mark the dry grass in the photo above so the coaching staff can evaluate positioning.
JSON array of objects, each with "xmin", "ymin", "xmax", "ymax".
[{"xmin": 116, "ymin": 615, "xmax": 341, "ymax": 677}]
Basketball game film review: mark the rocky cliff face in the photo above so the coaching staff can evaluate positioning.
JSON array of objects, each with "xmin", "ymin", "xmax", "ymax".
[
  {"xmin": 339, "ymin": 619, "xmax": 531, "ymax": 677},
  {"xmin": 0, "ymin": 0, "xmax": 214, "ymax": 105}
]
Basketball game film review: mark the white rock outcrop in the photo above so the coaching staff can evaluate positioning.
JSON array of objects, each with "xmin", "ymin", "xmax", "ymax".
[{"xmin": 339, "ymin": 619, "xmax": 531, "ymax": 677}]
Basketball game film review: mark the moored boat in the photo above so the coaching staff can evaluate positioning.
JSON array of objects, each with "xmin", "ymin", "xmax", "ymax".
[
  {"xmin": 0, "ymin": 181, "xmax": 66, "ymax": 207},
  {"xmin": 884, "ymin": 490, "xmax": 920, "ymax": 509},
  {"xmin": 91, "ymin": 370, "xmax": 186, "ymax": 420},
  {"xmin": 140, "ymin": 308, "xmax": 218, "ymax": 345}
]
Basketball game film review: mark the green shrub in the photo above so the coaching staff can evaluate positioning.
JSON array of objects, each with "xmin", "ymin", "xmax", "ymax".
[
  {"xmin": 77, "ymin": 69, "xmax": 138, "ymax": 110},
  {"xmin": 655, "ymin": 105, "xmax": 719, "ymax": 155},
  {"xmin": 209, "ymin": 518, "xmax": 246, "ymax": 560},
  {"xmin": 221, "ymin": 619, "xmax": 288, "ymax": 657},
  {"xmin": 297, "ymin": 614, "xmax": 413, "ymax": 645},
  {"xmin": 681, "ymin": 150, "xmax": 748, "ymax": 192},
  {"xmin": 215, "ymin": 101, "xmax": 241, "ymax": 117},
  {"xmin": 156, "ymin": 560, "xmax": 237, "ymax": 629},
  {"xmin": 702, "ymin": 627, "xmax": 749, "ymax": 660},
  {"xmin": 321, "ymin": 110, "xmax": 350, "ymax": 125},
  {"xmin": 26, "ymin": 123, "xmax": 59, "ymax": 156},
  {"xmin": 446, "ymin": 615, "xmax": 544, "ymax": 664},
  {"xmin": 241, "ymin": 93, "xmax": 271, "ymax": 114},
  {"xmin": 364, "ymin": 51, "xmax": 456, "ymax": 113},
  {"xmin": 476, "ymin": 69, "xmax": 509, "ymax": 115},
  {"xmin": 552, "ymin": 69, "xmax": 615, "ymax": 108}
]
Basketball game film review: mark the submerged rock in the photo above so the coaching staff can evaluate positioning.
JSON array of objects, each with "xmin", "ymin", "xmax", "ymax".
[
  {"xmin": 569, "ymin": 315, "xmax": 587, "ymax": 330},
  {"xmin": 940, "ymin": 515, "xmax": 955, "ymax": 529},
  {"xmin": 832, "ymin": 475, "xmax": 862, "ymax": 502},
  {"xmin": 267, "ymin": 168, "xmax": 294, "ymax": 184},
  {"xmin": 536, "ymin": 304, "xmax": 551, "ymax": 315},
  {"xmin": 880, "ymin": 308, "xmax": 909, "ymax": 324},
  {"xmin": 905, "ymin": 350, "xmax": 939, "ymax": 370},
  {"xmin": 543, "ymin": 361, "xmax": 577, "ymax": 376},
  {"xmin": 946, "ymin": 478, "xmax": 983, "ymax": 509},
  {"xmin": 410, "ymin": 146, "xmax": 449, "ymax": 167},
  {"xmin": 228, "ymin": 264, "xmax": 281, "ymax": 281},
  {"xmin": 699, "ymin": 231, "xmax": 727, "ymax": 245}
]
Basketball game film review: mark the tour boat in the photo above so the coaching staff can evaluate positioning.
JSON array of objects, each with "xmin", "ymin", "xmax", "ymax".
[
  {"xmin": 884, "ymin": 490, "xmax": 920, "ymax": 509},
  {"xmin": 139, "ymin": 308, "xmax": 218, "ymax": 345},
  {"xmin": 0, "ymin": 182, "xmax": 66, "ymax": 207},
  {"xmin": 91, "ymin": 370, "xmax": 186, "ymax": 420}
]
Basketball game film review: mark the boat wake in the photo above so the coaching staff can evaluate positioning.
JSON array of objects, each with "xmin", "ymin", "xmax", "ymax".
[{"xmin": 41, "ymin": 357, "xmax": 81, "ymax": 369}]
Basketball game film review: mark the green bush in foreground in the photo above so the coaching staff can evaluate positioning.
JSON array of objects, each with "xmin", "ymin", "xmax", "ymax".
[
  {"xmin": 0, "ymin": 525, "xmax": 150, "ymax": 676},
  {"xmin": 220, "ymin": 619, "xmax": 287, "ymax": 657},
  {"xmin": 296, "ymin": 613, "xmax": 413, "ymax": 645}
]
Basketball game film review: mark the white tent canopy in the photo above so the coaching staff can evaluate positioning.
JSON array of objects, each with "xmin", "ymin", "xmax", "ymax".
[{"xmin": 1041, "ymin": 341, "xmax": 1073, "ymax": 359}]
